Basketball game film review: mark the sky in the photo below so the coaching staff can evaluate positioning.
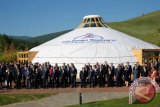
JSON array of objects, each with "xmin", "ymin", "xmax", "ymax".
[{"xmin": 0, "ymin": 0, "xmax": 160, "ymax": 37}]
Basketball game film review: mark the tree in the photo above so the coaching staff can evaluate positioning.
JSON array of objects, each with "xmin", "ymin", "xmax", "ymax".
[
  {"xmin": 0, "ymin": 34, "xmax": 17, "ymax": 62},
  {"xmin": 9, "ymin": 42, "xmax": 16, "ymax": 55}
]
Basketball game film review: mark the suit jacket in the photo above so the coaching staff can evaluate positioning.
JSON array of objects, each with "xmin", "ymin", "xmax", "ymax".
[
  {"xmin": 60, "ymin": 68, "xmax": 67, "ymax": 78},
  {"xmin": 88, "ymin": 69, "xmax": 95, "ymax": 79},
  {"xmin": 71, "ymin": 67, "xmax": 77, "ymax": 78},
  {"xmin": 6, "ymin": 70, "xmax": 13, "ymax": 81},
  {"xmin": 99, "ymin": 67, "xmax": 105, "ymax": 78},
  {"xmin": 35, "ymin": 70, "xmax": 41, "ymax": 81},
  {"xmin": 140, "ymin": 66, "xmax": 148, "ymax": 77},
  {"xmin": 84, "ymin": 67, "xmax": 88, "ymax": 78},
  {"xmin": 108, "ymin": 66, "xmax": 115, "ymax": 78},
  {"xmin": 54, "ymin": 70, "xmax": 59, "ymax": 79},
  {"xmin": 115, "ymin": 67, "xmax": 122, "ymax": 78},
  {"xmin": 133, "ymin": 65, "xmax": 141, "ymax": 80},
  {"xmin": 127, "ymin": 65, "xmax": 132, "ymax": 76},
  {"xmin": 79, "ymin": 70, "xmax": 84, "ymax": 79},
  {"xmin": 66, "ymin": 66, "xmax": 71, "ymax": 76},
  {"xmin": 104, "ymin": 64, "xmax": 109, "ymax": 76},
  {"xmin": 94, "ymin": 68, "xmax": 99, "ymax": 77}
]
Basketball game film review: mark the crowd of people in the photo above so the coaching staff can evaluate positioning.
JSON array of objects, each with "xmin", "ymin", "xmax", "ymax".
[{"xmin": 0, "ymin": 61, "xmax": 159, "ymax": 90}]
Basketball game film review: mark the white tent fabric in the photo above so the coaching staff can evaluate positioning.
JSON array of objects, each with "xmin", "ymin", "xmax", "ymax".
[{"xmin": 30, "ymin": 27, "xmax": 160, "ymax": 70}]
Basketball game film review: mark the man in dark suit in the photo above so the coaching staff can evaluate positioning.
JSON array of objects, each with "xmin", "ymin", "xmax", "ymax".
[
  {"xmin": 62, "ymin": 63, "xmax": 67, "ymax": 86},
  {"xmin": 20, "ymin": 65, "xmax": 26, "ymax": 88},
  {"xmin": 1, "ymin": 63, "xmax": 7, "ymax": 85},
  {"xmin": 54, "ymin": 64, "xmax": 59, "ymax": 88},
  {"xmin": 99, "ymin": 64, "xmax": 105, "ymax": 87},
  {"xmin": 16, "ymin": 64, "xmax": 22, "ymax": 89},
  {"xmin": 25, "ymin": 66, "xmax": 32, "ymax": 89},
  {"xmin": 70, "ymin": 63, "xmax": 77, "ymax": 88},
  {"xmin": 34, "ymin": 67, "xmax": 41, "ymax": 89},
  {"xmin": 154, "ymin": 60, "xmax": 159, "ymax": 70},
  {"xmin": 88, "ymin": 66, "xmax": 95, "ymax": 88},
  {"xmin": 93, "ymin": 65, "xmax": 99, "ymax": 86},
  {"xmin": 108, "ymin": 63, "xmax": 115, "ymax": 87},
  {"xmin": 84, "ymin": 64, "xmax": 89, "ymax": 86},
  {"xmin": 45, "ymin": 65, "xmax": 49, "ymax": 88},
  {"xmin": 60, "ymin": 65, "xmax": 67, "ymax": 88},
  {"xmin": 79, "ymin": 67, "xmax": 85, "ymax": 88},
  {"xmin": 126, "ymin": 62, "xmax": 132, "ymax": 84},
  {"xmin": 104, "ymin": 61, "xmax": 109, "ymax": 87},
  {"xmin": 115, "ymin": 64, "xmax": 122, "ymax": 87},
  {"xmin": 140, "ymin": 64, "xmax": 148, "ymax": 77},
  {"xmin": 66, "ymin": 64, "xmax": 71, "ymax": 86},
  {"xmin": 6, "ymin": 66, "xmax": 13, "ymax": 90},
  {"xmin": 133, "ymin": 62, "xmax": 141, "ymax": 81}
]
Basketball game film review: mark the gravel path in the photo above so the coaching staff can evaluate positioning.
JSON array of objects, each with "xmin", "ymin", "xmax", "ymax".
[
  {"xmin": 0, "ymin": 87, "xmax": 129, "ymax": 94},
  {"xmin": 2, "ymin": 92, "xmax": 128, "ymax": 107}
]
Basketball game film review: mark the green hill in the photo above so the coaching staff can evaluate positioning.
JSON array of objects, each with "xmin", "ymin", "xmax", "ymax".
[
  {"xmin": 8, "ymin": 30, "xmax": 72, "ymax": 50},
  {"xmin": 107, "ymin": 10, "xmax": 160, "ymax": 46},
  {"xmin": 10, "ymin": 36, "xmax": 32, "ymax": 41},
  {"xmin": 30, "ymin": 29, "xmax": 72, "ymax": 44},
  {"xmin": 10, "ymin": 30, "xmax": 72, "ymax": 45}
]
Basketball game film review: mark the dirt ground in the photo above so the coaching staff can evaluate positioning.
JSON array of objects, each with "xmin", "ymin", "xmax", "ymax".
[{"xmin": 0, "ymin": 86, "xmax": 129, "ymax": 94}]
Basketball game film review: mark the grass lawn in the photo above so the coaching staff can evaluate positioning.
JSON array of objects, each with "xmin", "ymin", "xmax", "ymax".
[
  {"xmin": 0, "ymin": 94, "xmax": 53, "ymax": 106},
  {"xmin": 68, "ymin": 93, "xmax": 160, "ymax": 107}
]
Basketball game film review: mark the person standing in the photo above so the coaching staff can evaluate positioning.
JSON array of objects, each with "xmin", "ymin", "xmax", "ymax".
[
  {"xmin": 6, "ymin": 66, "xmax": 13, "ymax": 90},
  {"xmin": 120, "ymin": 63, "xmax": 125, "ymax": 84},
  {"xmin": 88, "ymin": 66, "xmax": 95, "ymax": 88},
  {"xmin": 28, "ymin": 64, "xmax": 34, "ymax": 88},
  {"xmin": 49, "ymin": 66, "xmax": 53, "ymax": 87},
  {"xmin": 25, "ymin": 66, "xmax": 31, "ymax": 89},
  {"xmin": 133, "ymin": 63, "xmax": 141, "ymax": 81},
  {"xmin": 60, "ymin": 66, "xmax": 67, "ymax": 88},
  {"xmin": 20, "ymin": 65, "xmax": 26, "ymax": 88},
  {"xmin": 54, "ymin": 63, "xmax": 60, "ymax": 88},
  {"xmin": 108, "ymin": 63, "xmax": 115, "ymax": 87},
  {"xmin": 41, "ymin": 64, "xmax": 49, "ymax": 88},
  {"xmin": 33, "ymin": 63, "xmax": 40, "ymax": 89},
  {"xmin": 84, "ymin": 64, "xmax": 89, "ymax": 86},
  {"xmin": 41, "ymin": 64, "xmax": 45, "ymax": 88},
  {"xmin": 126, "ymin": 62, "xmax": 132, "ymax": 84},
  {"xmin": 79, "ymin": 67, "xmax": 85, "ymax": 88},
  {"xmin": 115, "ymin": 64, "xmax": 122, "ymax": 87},
  {"xmin": 99, "ymin": 64, "xmax": 105, "ymax": 87},
  {"xmin": 70, "ymin": 63, "xmax": 77, "ymax": 88},
  {"xmin": 50, "ymin": 66, "xmax": 55, "ymax": 88},
  {"xmin": 121, "ymin": 63, "xmax": 125, "ymax": 71},
  {"xmin": 140, "ymin": 64, "xmax": 148, "ymax": 77},
  {"xmin": 123, "ymin": 65, "xmax": 130, "ymax": 87},
  {"xmin": 154, "ymin": 60, "xmax": 159, "ymax": 70},
  {"xmin": 66, "ymin": 64, "xmax": 71, "ymax": 86},
  {"xmin": 16, "ymin": 64, "xmax": 22, "ymax": 89},
  {"xmin": 104, "ymin": 61, "xmax": 109, "ymax": 87},
  {"xmin": 62, "ymin": 63, "xmax": 67, "ymax": 86},
  {"xmin": 93, "ymin": 65, "xmax": 99, "ymax": 87},
  {"xmin": 44, "ymin": 64, "xmax": 49, "ymax": 88}
]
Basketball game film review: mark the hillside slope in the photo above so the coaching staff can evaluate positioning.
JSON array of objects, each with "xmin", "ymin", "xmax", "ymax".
[
  {"xmin": 30, "ymin": 29, "xmax": 72, "ymax": 44},
  {"xmin": 10, "ymin": 36, "xmax": 32, "ymax": 41},
  {"xmin": 107, "ymin": 10, "xmax": 160, "ymax": 46}
]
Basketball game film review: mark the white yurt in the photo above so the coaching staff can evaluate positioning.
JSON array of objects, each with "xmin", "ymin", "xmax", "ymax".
[{"xmin": 29, "ymin": 15, "xmax": 160, "ymax": 70}]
